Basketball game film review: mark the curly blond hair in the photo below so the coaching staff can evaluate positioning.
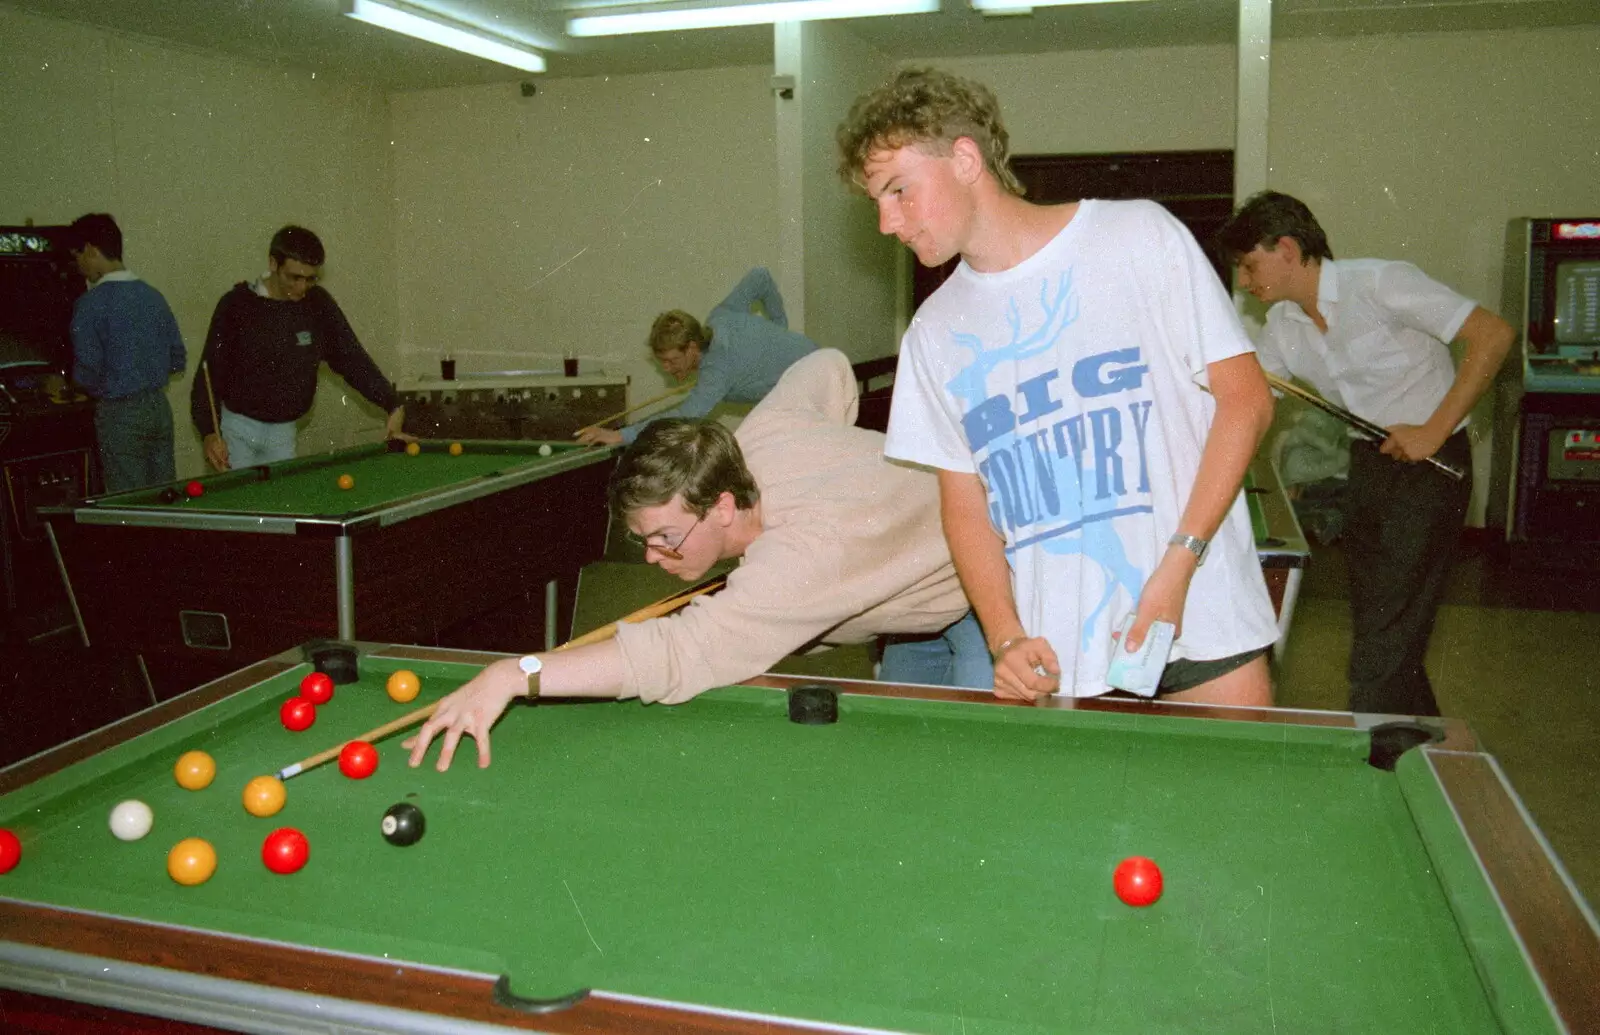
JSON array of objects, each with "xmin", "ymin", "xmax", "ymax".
[{"xmin": 836, "ymin": 68, "xmax": 1024, "ymax": 197}]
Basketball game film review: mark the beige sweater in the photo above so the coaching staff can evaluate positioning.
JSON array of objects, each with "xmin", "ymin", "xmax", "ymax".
[{"xmin": 614, "ymin": 349, "xmax": 969, "ymax": 704}]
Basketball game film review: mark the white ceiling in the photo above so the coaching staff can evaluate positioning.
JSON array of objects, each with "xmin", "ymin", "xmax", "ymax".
[{"xmin": 7, "ymin": 0, "xmax": 1598, "ymax": 90}]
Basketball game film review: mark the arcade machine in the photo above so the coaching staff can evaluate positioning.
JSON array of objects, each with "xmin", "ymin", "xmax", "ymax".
[
  {"xmin": 0, "ymin": 226, "xmax": 157, "ymax": 768},
  {"xmin": 1499, "ymin": 218, "xmax": 1600, "ymax": 546},
  {"xmin": 0, "ymin": 225, "xmax": 98, "ymax": 645}
]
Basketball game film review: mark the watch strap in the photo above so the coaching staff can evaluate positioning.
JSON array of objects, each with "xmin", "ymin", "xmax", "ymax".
[{"xmin": 1168, "ymin": 533, "xmax": 1209, "ymax": 565}]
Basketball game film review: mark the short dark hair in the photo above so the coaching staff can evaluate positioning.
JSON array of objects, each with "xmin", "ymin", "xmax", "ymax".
[
  {"xmin": 269, "ymin": 225, "xmax": 325, "ymax": 267},
  {"xmin": 1216, "ymin": 191, "xmax": 1333, "ymax": 263},
  {"xmin": 69, "ymin": 213, "xmax": 123, "ymax": 260},
  {"xmin": 608, "ymin": 419, "xmax": 759, "ymax": 523}
]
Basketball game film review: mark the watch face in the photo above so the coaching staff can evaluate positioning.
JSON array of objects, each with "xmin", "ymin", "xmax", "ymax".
[{"xmin": 519, "ymin": 655, "xmax": 542, "ymax": 676}]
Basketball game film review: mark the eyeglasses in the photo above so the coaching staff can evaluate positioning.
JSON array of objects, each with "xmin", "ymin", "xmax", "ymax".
[{"xmin": 625, "ymin": 514, "xmax": 703, "ymax": 561}]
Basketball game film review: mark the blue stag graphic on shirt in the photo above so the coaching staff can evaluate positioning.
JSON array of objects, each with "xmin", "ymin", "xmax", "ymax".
[{"xmin": 949, "ymin": 272, "xmax": 1155, "ymax": 649}]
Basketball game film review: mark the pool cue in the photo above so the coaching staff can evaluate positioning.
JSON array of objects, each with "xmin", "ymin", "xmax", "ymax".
[
  {"xmin": 201, "ymin": 361, "xmax": 221, "ymax": 436},
  {"xmin": 558, "ymin": 571, "xmax": 727, "ymax": 650},
  {"xmin": 272, "ymin": 573, "xmax": 729, "ymax": 781},
  {"xmin": 577, "ymin": 383, "xmax": 694, "ymax": 432},
  {"xmin": 1264, "ymin": 372, "xmax": 1465, "ymax": 482}
]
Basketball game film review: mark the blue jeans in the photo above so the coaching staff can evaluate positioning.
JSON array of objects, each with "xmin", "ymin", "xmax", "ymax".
[
  {"xmin": 96, "ymin": 388, "xmax": 177, "ymax": 493},
  {"xmin": 879, "ymin": 611, "xmax": 992, "ymax": 690},
  {"xmin": 220, "ymin": 407, "xmax": 298, "ymax": 468}
]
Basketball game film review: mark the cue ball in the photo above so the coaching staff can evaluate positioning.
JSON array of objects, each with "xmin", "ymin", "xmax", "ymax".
[
  {"xmin": 184, "ymin": 480, "xmax": 204, "ymax": 498},
  {"xmin": 448, "ymin": 442, "xmax": 463, "ymax": 456},
  {"xmin": 242, "ymin": 775, "xmax": 287, "ymax": 818},
  {"xmin": 405, "ymin": 441, "xmax": 421, "ymax": 456},
  {"xmin": 385, "ymin": 669, "xmax": 421, "ymax": 703},
  {"xmin": 109, "ymin": 800, "xmax": 155, "ymax": 841},
  {"xmin": 174, "ymin": 750, "xmax": 217, "ymax": 791},
  {"xmin": 280, "ymin": 696, "xmax": 317, "ymax": 732},
  {"xmin": 261, "ymin": 827, "xmax": 310, "ymax": 875},
  {"xmin": 537, "ymin": 443, "xmax": 553, "ymax": 457},
  {"xmin": 337, "ymin": 473, "xmax": 355, "ymax": 490},
  {"xmin": 167, "ymin": 837, "xmax": 217, "ymax": 886},
  {"xmin": 1113, "ymin": 856, "xmax": 1163, "ymax": 907},
  {"xmin": 381, "ymin": 803, "xmax": 425, "ymax": 846},
  {"xmin": 0, "ymin": 828, "xmax": 22, "ymax": 873},
  {"xmin": 299, "ymin": 671, "xmax": 335, "ymax": 706},
  {"xmin": 339, "ymin": 740, "xmax": 379, "ymax": 779}
]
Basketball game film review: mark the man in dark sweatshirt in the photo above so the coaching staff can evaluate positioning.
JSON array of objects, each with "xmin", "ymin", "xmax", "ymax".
[{"xmin": 191, "ymin": 225, "xmax": 407, "ymax": 471}]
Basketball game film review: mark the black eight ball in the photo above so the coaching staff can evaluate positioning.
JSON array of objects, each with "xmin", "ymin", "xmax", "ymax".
[{"xmin": 381, "ymin": 802, "xmax": 425, "ymax": 846}]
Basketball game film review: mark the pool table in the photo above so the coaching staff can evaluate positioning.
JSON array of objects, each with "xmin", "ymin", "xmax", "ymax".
[
  {"xmin": 2, "ymin": 641, "xmax": 1595, "ymax": 1035},
  {"xmin": 1244, "ymin": 456, "xmax": 1308, "ymax": 654},
  {"xmin": 43, "ymin": 441, "xmax": 617, "ymax": 699}
]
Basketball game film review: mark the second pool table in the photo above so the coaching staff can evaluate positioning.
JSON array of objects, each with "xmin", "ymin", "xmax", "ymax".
[
  {"xmin": 44, "ymin": 441, "xmax": 616, "ymax": 698},
  {"xmin": 1, "ymin": 641, "xmax": 1594, "ymax": 1035}
]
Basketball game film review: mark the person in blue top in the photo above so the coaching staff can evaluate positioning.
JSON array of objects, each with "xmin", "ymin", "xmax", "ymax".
[
  {"xmin": 67, "ymin": 213, "xmax": 187, "ymax": 493},
  {"xmin": 577, "ymin": 267, "xmax": 818, "ymax": 447}
]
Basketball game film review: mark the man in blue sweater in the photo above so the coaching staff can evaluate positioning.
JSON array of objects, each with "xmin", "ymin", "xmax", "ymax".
[
  {"xmin": 577, "ymin": 267, "xmax": 817, "ymax": 447},
  {"xmin": 68, "ymin": 213, "xmax": 187, "ymax": 493},
  {"xmin": 191, "ymin": 226, "xmax": 407, "ymax": 471}
]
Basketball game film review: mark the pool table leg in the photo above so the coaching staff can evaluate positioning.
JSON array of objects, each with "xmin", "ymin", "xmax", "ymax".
[
  {"xmin": 1275, "ymin": 566, "xmax": 1302, "ymax": 661},
  {"xmin": 335, "ymin": 537, "xmax": 355, "ymax": 641}
]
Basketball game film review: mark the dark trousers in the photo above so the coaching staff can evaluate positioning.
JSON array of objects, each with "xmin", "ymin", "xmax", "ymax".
[{"xmin": 1343, "ymin": 431, "xmax": 1472, "ymax": 716}]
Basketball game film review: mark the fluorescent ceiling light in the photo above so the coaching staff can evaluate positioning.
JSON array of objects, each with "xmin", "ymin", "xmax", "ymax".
[
  {"xmin": 344, "ymin": 0, "xmax": 546, "ymax": 72},
  {"xmin": 970, "ymin": 0, "xmax": 1150, "ymax": 10},
  {"xmin": 569, "ymin": 0, "xmax": 940, "ymax": 37}
]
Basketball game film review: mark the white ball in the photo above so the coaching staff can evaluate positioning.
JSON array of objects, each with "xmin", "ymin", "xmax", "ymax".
[
  {"xmin": 538, "ymin": 444, "xmax": 553, "ymax": 457},
  {"xmin": 109, "ymin": 800, "xmax": 154, "ymax": 842}
]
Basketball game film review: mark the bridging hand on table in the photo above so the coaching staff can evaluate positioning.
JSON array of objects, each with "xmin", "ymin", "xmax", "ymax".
[
  {"xmin": 385, "ymin": 406, "xmax": 418, "ymax": 445},
  {"xmin": 404, "ymin": 657, "xmax": 527, "ymax": 771},
  {"xmin": 575, "ymin": 426, "xmax": 622, "ymax": 447}
]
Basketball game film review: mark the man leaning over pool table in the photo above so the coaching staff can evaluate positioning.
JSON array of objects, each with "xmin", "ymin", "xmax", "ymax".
[{"xmin": 406, "ymin": 349, "xmax": 989, "ymax": 771}]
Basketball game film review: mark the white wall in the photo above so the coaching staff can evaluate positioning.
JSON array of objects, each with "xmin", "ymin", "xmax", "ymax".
[
  {"xmin": 932, "ymin": 45, "xmax": 1239, "ymax": 156},
  {"xmin": 388, "ymin": 66, "xmax": 781, "ymax": 402},
  {"xmin": 0, "ymin": 6, "xmax": 398, "ymax": 477},
  {"xmin": 775, "ymin": 21, "xmax": 899, "ymax": 362}
]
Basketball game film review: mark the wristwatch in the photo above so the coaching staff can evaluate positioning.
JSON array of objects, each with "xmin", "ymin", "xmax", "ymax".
[
  {"xmin": 1168, "ymin": 533, "xmax": 1209, "ymax": 565},
  {"xmin": 518, "ymin": 655, "xmax": 543, "ymax": 700}
]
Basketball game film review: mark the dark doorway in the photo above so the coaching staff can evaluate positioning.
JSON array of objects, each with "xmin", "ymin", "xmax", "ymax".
[{"xmin": 911, "ymin": 150, "xmax": 1235, "ymax": 308}]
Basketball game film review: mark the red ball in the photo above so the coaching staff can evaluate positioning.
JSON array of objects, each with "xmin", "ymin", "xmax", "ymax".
[
  {"xmin": 261, "ymin": 827, "xmax": 309, "ymax": 875},
  {"xmin": 279, "ymin": 696, "xmax": 316, "ymax": 732},
  {"xmin": 1113, "ymin": 856, "xmax": 1163, "ymax": 907},
  {"xmin": 338, "ymin": 740, "xmax": 379, "ymax": 780},
  {"xmin": 298, "ymin": 671, "xmax": 334, "ymax": 706},
  {"xmin": 184, "ymin": 480, "xmax": 204, "ymax": 498},
  {"xmin": 0, "ymin": 828, "xmax": 21, "ymax": 874}
]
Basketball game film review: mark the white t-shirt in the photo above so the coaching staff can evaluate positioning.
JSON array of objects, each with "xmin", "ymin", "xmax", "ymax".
[
  {"xmin": 884, "ymin": 199, "xmax": 1278, "ymax": 697},
  {"xmin": 1257, "ymin": 258, "xmax": 1477, "ymax": 431}
]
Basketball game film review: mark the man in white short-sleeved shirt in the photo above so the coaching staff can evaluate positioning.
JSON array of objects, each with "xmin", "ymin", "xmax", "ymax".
[
  {"xmin": 1218, "ymin": 191, "xmax": 1514, "ymax": 716},
  {"xmin": 837, "ymin": 68, "xmax": 1280, "ymax": 706}
]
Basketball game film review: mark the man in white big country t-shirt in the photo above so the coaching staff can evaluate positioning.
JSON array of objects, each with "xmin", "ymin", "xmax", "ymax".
[{"xmin": 837, "ymin": 68, "xmax": 1280, "ymax": 705}]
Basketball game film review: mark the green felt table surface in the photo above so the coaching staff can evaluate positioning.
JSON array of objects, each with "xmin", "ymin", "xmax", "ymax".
[
  {"xmin": 87, "ymin": 440, "xmax": 594, "ymax": 517},
  {"xmin": 0, "ymin": 653, "xmax": 1558, "ymax": 1035}
]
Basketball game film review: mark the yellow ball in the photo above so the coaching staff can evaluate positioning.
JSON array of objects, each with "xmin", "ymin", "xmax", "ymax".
[
  {"xmin": 448, "ymin": 442, "xmax": 463, "ymax": 456},
  {"xmin": 174, "ymin": 750, "xmax": 216, "ymax": 791},
  {"xmin": 337, "ymin": 473, "xmax": 355, "ymax": 490},
  {"xmin": 167, "ymin": 837, "xmax": 217, "ymax": 886},
  {"xmin": 242, "ymin": 775, "xmax": 287, "ymax": 818},
  {"xmin": 386, "ymin": 669, "xmax": 421, "ymax": 703},
  {"xmin": 405, "ymin": 441, "xmax": 421, "ymax": 457}
]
